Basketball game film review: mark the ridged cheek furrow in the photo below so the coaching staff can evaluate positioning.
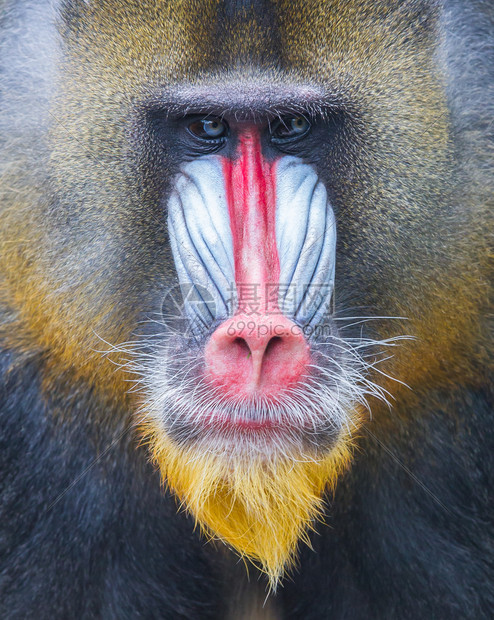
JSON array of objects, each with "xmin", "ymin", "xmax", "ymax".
[
  {"xmin": 167, "ymin": 157, "xmax": 235, "ymax": 332},
  {"xmin": 275, "ymin": 156, "xmax": 337, "ymax": 326}
]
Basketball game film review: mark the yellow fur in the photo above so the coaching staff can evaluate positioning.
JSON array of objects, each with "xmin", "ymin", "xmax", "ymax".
[{"xmin": 140, "ymin": 422, "xmax": 356, "ymax": 587}]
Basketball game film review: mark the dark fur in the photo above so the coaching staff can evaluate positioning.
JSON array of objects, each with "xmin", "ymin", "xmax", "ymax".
[
  {"xmin": 283, "ymin": 384, "xmax": 494, "ymax": 618},
  {"xmin": 0, "ymin": 349, "xmax": 223, "ymax": 618},
  {"xmin": 0, "ymin": 0, "xmax": 492, "ymax": 618}
]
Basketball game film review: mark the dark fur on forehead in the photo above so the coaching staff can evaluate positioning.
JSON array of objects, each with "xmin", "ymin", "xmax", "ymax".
[{"xmin": 221, "ymin": 0, "xmax": 274, "ymax": 18}]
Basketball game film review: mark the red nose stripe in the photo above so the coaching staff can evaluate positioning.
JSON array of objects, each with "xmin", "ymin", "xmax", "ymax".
[
  {"xmin": 221, "ymin": 127, "xmax": 279, "ymax": 312},
  {"xmin": 204, "ymin": 128, "xmax": 310, "ymax": 401}
]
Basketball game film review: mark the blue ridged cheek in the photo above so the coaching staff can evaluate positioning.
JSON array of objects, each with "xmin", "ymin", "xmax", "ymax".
[
  {"xmin": 167, "ymin": 155, "xmax": 336, "ymax": 334},
  {"xmin": 275, "ymin": 156, "xmax": 336, "ymax": 327},
  {"xmin": 167, "ymin": 156, "xmax": 235, "ymax": 332}
]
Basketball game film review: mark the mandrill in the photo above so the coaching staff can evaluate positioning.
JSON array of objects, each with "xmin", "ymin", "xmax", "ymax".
[{"xmin": 0, "ymin": 0, "xmax": 492, "ymax": 618}]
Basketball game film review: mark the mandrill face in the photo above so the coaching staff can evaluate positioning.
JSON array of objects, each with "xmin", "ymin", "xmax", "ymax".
[
  {"xmin": 5, "ymin": 0, "xmax": 465, "ymax": 589},
  {"xmin": 132, "ymin": 85, "xmax": 414, "ymax": 581},
  {"xmin": 138, "ymin": 108, "xmax": 376, "ymax": 583},
  {"xmin": 152, "ymin": 114, "xmax": 362, "ymax": 453}
]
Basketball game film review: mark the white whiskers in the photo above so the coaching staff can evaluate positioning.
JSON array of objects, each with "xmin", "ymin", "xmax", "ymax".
[{"xmin": 94, "ymin": 318, "xmax": 411, "ymax": 462}]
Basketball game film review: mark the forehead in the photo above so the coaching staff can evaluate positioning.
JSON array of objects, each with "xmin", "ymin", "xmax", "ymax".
[{"xmin": 63, "ymin": 0, "xmax": 436, "ymax": 88}]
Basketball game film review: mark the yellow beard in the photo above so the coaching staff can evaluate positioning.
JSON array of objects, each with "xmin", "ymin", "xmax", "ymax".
[{"xmin": 141, "ymin": 424, "xmax": 356, "ymax": 587}]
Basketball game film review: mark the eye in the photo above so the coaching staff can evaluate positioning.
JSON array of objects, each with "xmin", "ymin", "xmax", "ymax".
[
  {"xmin": 271, "ymin": 116, "xmax": 311, "ymax": 143},
  {"xmin": 187, "ymin": 118, "xmax": 228, "ymax": 140}
]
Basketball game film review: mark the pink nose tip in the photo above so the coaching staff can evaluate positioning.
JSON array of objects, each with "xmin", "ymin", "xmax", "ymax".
[{"xmin": 204, "ymin": 313, "xmax": 311, "ymax": 397}]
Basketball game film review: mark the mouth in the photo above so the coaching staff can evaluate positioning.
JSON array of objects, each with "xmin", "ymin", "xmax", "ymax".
[
  {"xmin": 179, "ymin": 385, "xmax": 332, "ymax": 435},
  {"xmin": 200, "ymin": 410, "xmax": 294, "ymax": 433}
]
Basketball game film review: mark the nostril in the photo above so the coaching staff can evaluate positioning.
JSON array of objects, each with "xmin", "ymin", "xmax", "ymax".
[
  {"xmin": 232, "ymin": 337, "xmax": 250, "ymax": 355},
  {"xmin": 260, "ymin": 336, "xmax": 284, "ymax": 380},
  {"xmin": 263, "ymin": 336, "xmax": 283, "ymax": 358}
]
